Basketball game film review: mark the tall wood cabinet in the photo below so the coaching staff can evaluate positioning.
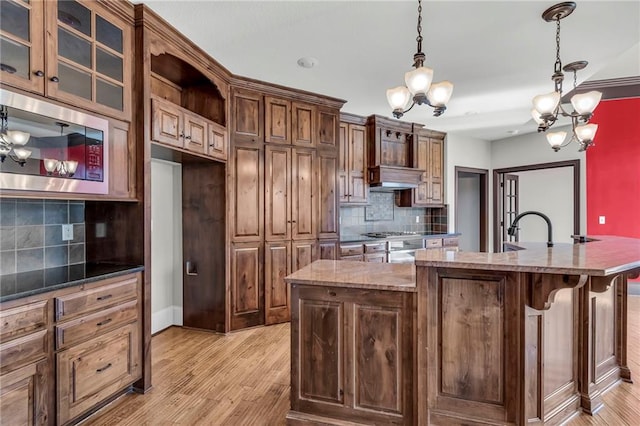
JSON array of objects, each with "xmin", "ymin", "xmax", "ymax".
[
  {"xmin": 230, "ymin": 85, "xmax": 343, "ymax": 330},
  {"xmin": 338, "ymin": 113, "xmax": 368, "ymax": 204}
]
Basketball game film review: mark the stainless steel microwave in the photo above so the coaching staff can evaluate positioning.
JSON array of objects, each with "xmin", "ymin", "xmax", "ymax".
[{"xmin": 0, "ymin": 89, "xmax": 109, "ymax": 194}]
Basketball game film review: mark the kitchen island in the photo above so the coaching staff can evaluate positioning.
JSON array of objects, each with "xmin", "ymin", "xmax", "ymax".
[{"xmin": 285, "ymin": 236, "xmax": 640, "ymax": 425}]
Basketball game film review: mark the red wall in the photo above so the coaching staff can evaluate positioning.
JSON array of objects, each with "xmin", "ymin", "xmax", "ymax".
[{"xmin": 586, "ymin": 98, "xmax": 640, "ymax": 239}]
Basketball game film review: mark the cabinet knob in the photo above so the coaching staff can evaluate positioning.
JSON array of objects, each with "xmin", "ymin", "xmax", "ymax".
[
  {"xmin": 179, "ymin": 132, "xmax": 185, "ymax": 138},
  {"xmin": 34, "ymin": 70, "xmax": 44, "ymax": 77},
  {"xmin": 50, "ymin": 76, "xmax": 59, "ymax": 82},
  {"xmin": 185, "ymin": 135, "xmax": 191, "ymax": 140}
]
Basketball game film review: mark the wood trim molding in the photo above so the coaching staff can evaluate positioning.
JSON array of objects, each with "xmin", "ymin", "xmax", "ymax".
[{"xmin": 562, "ymin": 77, "xmax": 640, "ymax": 102}]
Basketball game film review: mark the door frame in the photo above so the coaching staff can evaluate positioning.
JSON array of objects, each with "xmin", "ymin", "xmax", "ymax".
[
  {"xmin": 455, "ymin": 166, "xmax": 489, "ymax": 252},
  {"xmin": 492, "ymin": 160, "xmax": 580, "ymax": 252}
]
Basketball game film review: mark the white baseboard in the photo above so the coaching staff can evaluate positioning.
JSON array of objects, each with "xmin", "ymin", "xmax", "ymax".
[{"xmin": 152, "ymin": 305, "xmax": 183, "ymax": 334}]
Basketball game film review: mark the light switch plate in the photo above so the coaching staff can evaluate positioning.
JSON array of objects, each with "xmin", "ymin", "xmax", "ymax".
[
  {"xmin": 62, "ymin": 224, "xmax": 74, "ymax": 241},
  {"xmin": 599, "ymin": 216, "xmax": 606, "ymax": 225}
]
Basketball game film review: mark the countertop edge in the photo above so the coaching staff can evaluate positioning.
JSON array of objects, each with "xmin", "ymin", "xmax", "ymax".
[
  {"xmin": 0, "ymin": 266, "xmax": 144, "ymax": 304},
  {"xmin": 285, "ymin": 278, "xmax": 417, "ymax": 293}
]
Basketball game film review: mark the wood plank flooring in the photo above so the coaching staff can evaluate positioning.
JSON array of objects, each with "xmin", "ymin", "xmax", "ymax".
[{"xmin": 85, "ymin": 297, "xmax": 640, "ymax": 425}]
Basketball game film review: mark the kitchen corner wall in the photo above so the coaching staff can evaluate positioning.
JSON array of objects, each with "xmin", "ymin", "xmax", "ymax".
[
  {"xmin": 340, "ymin": 192, "xmax": 448, "ymax": 236},
  {"xmin": 0, "ymin": 198, "xmax": 86, "ymax": 295}
]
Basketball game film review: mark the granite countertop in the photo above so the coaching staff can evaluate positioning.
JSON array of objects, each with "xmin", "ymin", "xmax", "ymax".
[
  {"xmin": 0, "ymin": 262, "xmax": 144, "ymax": 303},
  {"xmin": 285, "ymin": 259, "xmax": 416, "ymax": 292},
  {"xmin": 415, "ymin": 236, "xmax": 640, "ymax": 276},
  {"xmin": 339, "ymin": 232, "xmax": 460, "ymax": 244}
]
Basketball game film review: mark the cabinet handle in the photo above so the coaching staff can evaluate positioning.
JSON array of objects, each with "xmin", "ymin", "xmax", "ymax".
[
  {"xmin": 96, "ymin": 318, "xmax": 112, "ymax": 326},
  {"xmin": 96, "ymin": 363, "xmax": 112, "ymax": 373},
  {"xmin": 179, "ymin": 132, "xmax": 185, "ymax": 138},
  {"xmin": 34, "ymin": 70, "xmax": 44, "ymax": 77},
  {"xmin": 186, "ymin": 261, "xmax": 198, "ymax": 276},
  {"xmin": 185, "ymin": 135, "xmax": 191, "ymax": 140},
  {"xmin": 50, "ymin": 76, "xmax": 59, "ymax": 82},
  {"xmin": 96, "ymin": 294, "xmax": 113, "ymax": 301}
]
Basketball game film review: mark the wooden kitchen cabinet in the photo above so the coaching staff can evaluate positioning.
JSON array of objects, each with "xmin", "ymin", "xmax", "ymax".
[
  {"xmin": 317, "ymin": 153, "xmax": 339, "ymax": 239},
  {"xmin": 0, "ymin": 0, "xmax": 133, "ymax": 121},
  {"xmin": 289, "ymin": 284, "xmax": 415, "ymax": 425},
  {"xmin": 292, "ymin": 240, "xmax": 318, "ymax": 272},
  {"xmin": 319, "ymin": 240, "xmax": 338, "ymax": 260},
  {"xmin": 0, "ymin": 359, "xmax": 49, "ymax": 426},
  {"xmin": 292, "ymin": 102, "xmax": 315, "ymax": 148},
  {"xmin": 232, "ymin": 88, "xmax": 263, "ymax": 145},
  {"xmin": 230, "ymin": 241, "xmax": 264, "ymax": 330},
  {"xmin": 317, "ymin": 107, "xmax": 339, "ymax": 150},
  {"xmin": 265, "ymin": 96, "xmax": 291, "ymax": 144},
  {"xmin": 231, "ymin": 145, "xmax": 264, "ymax": 242},
  {"xmin": 265, "ymin": 241, "xmax": 291, "ymax": 325},
  {"xmin": 338, "ymin": 120, "xmax": 368, "ymax": 204},
  {"xmin": 398, "ymin": 130, "xmax": 446, "ymax": 207},
  {"xmin": 291, "ymin": 149, "xmax": 317, "ymax": 241}
]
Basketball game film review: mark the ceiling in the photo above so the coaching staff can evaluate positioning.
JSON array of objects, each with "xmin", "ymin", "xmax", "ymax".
[{"xmin": 140, "ymin": 1, "xmax": 640, "ymax": 141}]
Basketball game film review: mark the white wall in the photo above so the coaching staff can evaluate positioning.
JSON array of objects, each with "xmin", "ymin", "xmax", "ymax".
[
  {"xmin": 513, "ymin": 168, "xmax": 575, "ymax": 244},
  {"xmin": 151, "ymin": 159, "xmax": 183, "ymax": 334},
  {"xmin": 491, "ymin": 125, "xmax": 586, "ymax": 236},
  {"xmin": 445, "ymin": 133, "xmax": 492, "ymax": 232},
  {"xmin": 457, "ymin": 173, "xmax": 481, "ymax": 251}
]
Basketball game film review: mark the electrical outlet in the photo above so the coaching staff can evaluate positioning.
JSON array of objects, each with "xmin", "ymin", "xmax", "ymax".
[
  {"xmin": 599, "ymin": 216, "xmax": 606, "ymax": 225},
  {"xmin": 416, "ymin": 216, "xmax": 420, "ymax": 223},
  {"xmin": 62, "ymin": 224, "xmax": 74, "ymax": 241},
  {"xmin": 96, "ymin": 223, "xmax": 107, "ymax": 238}
]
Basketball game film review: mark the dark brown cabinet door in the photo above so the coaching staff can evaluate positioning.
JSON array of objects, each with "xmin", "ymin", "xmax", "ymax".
[
  {"xmin": 319, "ymin": 240, "xmax": 338, "ymax": 260},
  {"xmin": 292, "ymin": 102, "xmax": 315, "ymax": 148},
  {"xmin": 347, "ymin": 124, "xmax": 367, "ymax": 204},
  {"xmin": 338, "ymin": 123, "xmax": 349, "ymax": 203},
  {"xmin": 151, "ymin": 97, "xmax": 183, "ymax": 148},
  {"xmin": 265, "ymin": 241, "xmax": 291, "ymax": 325},
  {"xmin": 291, "ymin": 149, "xmax": 316, "ymax": 241},
  {"xmin": 230, "ymin": 242, "xmax": 264, "ymax": 330},
  {"xmin": 232, "ymin": 88, "xmax": 263, "ymax": 144},
  {"xmin": 183, "ymin": 112, "xmax": 207, "ymax": 155},
  {"xmin": 318, "ymin": 154, "xmax": 339, "ymax": 239},
  {"xmin": 265, "ymin": 96, "xmax": 291, "ymax": 144},
  {"xmin": 231, "ymin": 146, "xmax": 264, "ymax": 241},
  {"xmin": 317, "ymin": 107, "xmax": 338, "ymax": 149},
  {"xmin": 0, "ymin": 0, "xmax": 45, "ymax": 94},
  {"xmin": 265, "ymin": 145, "xmax": 291, "ymax": 241},
  {"xmin": 428, "ymin": 138, "xmax": 444, "ymax": 204},
  {"xmin": 292, "ymin": 240, "xmax": 317, "ymax": 272},
  {"xmin": 208, "ymin": 121, "xmax": 227, "ymax": 161}
]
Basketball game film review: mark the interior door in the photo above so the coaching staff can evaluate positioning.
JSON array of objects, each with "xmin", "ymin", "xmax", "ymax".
[{"xmin": 501, "ymin": 173, "xmax": 519, "ymax": 246}]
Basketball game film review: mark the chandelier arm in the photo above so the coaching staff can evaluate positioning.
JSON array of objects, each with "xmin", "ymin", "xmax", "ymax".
[{"xmin": 403, "ymin": 101, "xmax": 418, "ymax": 115}]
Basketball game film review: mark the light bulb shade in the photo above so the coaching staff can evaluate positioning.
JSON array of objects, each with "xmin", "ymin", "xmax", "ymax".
[
  {"xmin": 570, "ymin": 91, "xmax": 602, "ymax": 115},
  {"xmin": 6, "ymin": 130, "xmax": 30, "ymax": 146},
  {"xmin": 386, "ymin": 86, "xmax": 412, "ymax": 111},
  {"xmin": 404, "ymin": 66, "xmax": 434, "ymax": 96},
  {"xmin": 546, "ymin": 131, "xmax": 567, "ymax": 148},
  {"xmin": 43, "ymin": 158, "xmax": 58, "ymax": 173},
  {"xmin": 575, "ymin": 123, "xmax": 598, "ymax": 142},
  {"xmin": 426, "ymin": 81, "xmax": 454, "ymax": 106},
  {"xmin": 533, "ymin": 91, "xmax": 561, "ymax": 115},
  {"xmin": 531, "ymin": 109, "xmax": 545, "ymax": 125},
  {"xmin": 64, "ymin": 160, "xmax": 78, "ymax": 175},
  {"xmin": 12, "ymin": 147, "xmax": 32, "ymax": 160}
]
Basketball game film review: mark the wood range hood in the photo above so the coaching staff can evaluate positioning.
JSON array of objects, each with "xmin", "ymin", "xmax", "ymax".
[{"xmin": 366, "ymin": 115, "xmax": 424, "ymax": 191}]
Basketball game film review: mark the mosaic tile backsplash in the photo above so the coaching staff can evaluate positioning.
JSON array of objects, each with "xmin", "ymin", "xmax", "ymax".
[
  {"xmin": 341, "ymin": 192, "xmax": 448, "ymax": 236},
  {"xmin": 0, "ymin": 199, "xmax": 86, "ymax": 294}
]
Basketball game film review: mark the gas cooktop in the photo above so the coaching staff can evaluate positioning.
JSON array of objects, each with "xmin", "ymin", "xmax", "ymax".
[{"xmin": 361, "ymin": 231, "xmax": 420, "ymax": 238}]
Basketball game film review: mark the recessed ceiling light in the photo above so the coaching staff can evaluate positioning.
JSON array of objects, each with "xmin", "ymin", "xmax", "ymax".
[
  {"xmin": 297, "ymin": 57, "xmax": 318, "ymax": 69},
  {"xmin": 507, "ymin": 129, "xmax": 520, "ymax": 135}
]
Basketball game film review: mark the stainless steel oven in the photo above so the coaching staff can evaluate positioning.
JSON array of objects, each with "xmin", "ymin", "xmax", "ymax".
[{"xmin": 0, "ymin": 89, "xmax": 109, "ymax": 194}]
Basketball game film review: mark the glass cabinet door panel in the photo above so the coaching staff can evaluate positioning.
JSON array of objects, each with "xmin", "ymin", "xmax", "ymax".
[
  {"xmin": 57, "ymin": 0, "xmax": 91, "ymax": 36},
  {"xmin": 1, "ymin": 1, "xmax": 30, "ymax": 41},
  {"xmin": 95, "ymin": 15, "xmax": 122, "ymax": 54},
  {"xmin": 58, "ymin": 63, "xmax": 91, "ymax": 100},
  {"xmin": 1, "ymin": 36, "xmax": 30, "ymax": 79},
  {"xmin": 57, "ymin": 27, "xmax": 92, "ymax": 68},
  {"xmin": 96, "ymin": 78, "xmax": 123, "ymax": 111},
  {"xmin": 96, "ymin": 47, "xmax": 122, "ymax": 82}
]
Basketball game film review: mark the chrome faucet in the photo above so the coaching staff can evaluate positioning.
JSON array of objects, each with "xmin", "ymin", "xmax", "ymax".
[{"xmin": 507, "ymin": 211, "xmax": 553, "ymax": 247}]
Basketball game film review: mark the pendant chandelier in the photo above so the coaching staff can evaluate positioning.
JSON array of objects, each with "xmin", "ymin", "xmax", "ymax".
[
  {"xmin": 0, "ymin": 105, "xmax": 31, "ymax": 166},
  {"xmin": 532, "ymin": 2, "xmax": 602, "ymax": 152},
  {"xmin": 386, "ymin": 0, "xmax": 453, "ymax": 119}
]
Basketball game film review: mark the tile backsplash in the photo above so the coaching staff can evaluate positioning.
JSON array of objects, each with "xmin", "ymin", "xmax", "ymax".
[
  {"xmin": 340, "ymin": 192, "xmax": 448, "ymax": 236},
  {"xmin": 0, "ymin": 199, "xmax": 86, "ymax": 292}
]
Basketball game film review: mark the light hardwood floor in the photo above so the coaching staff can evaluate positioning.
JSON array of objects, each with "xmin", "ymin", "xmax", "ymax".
[{"xmin": 86, "ymin": 296, "xmax": 640, "ymax": 425}]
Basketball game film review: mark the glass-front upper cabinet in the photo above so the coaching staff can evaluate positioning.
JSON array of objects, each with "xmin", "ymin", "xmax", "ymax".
[
  {"xmin": 0, "ymin": 0, "xmax": 132, "ymax": 120},
  {"xmin": 0, "ymin": 0, "xmax": 45, "ymax": 93}
]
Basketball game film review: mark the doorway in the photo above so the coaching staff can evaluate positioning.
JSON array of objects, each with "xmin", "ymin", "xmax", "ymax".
[
  {"xmin": 493, "ymin": 160, "xmax": 580, "ymax": 252},
  {"xmin": 455, "ymin": 167, "xmax": 489, "ymax": 252}
]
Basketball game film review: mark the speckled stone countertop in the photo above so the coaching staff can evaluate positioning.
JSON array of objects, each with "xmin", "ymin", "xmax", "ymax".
[
  {"xmin": 0, "ymin": 263, "xmax": 144, "ymax": 303},
  {"xmin": 415, "ymin": 236, "xmax": 640, "ymax": 276},
  {"xmin": 285, "ymin": 260, "xmax": 416, "ymax": 292}
]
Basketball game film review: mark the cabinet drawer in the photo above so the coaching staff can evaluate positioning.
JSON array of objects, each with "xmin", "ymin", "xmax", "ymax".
[
  {"xmin": 424, "ymin": 238, "xmax": 443, "ymax": 248},
  {"xmin": 341, "ymin": 254, "xmax": 364, "ymax": 261},
  {"xmin": 365, "ymin": 252, "xmax": 387, "ymax": 263},
  {"xmin": 340, "ymin": 244, "xmax": 364, "ymax": 256},
  {"xmin": 0, "ymin": 300, "xmax": 47, "ymax": 342},
  {"xmin": 57, "ymin": 322, "xmax": 140, "ymax": 425},
  {"xmin": 443, "ymin": 237, "xmax": 459, "ymax": 247},
  {"xmin": 55, "ymin": 300, "xmax": 138, "ymax": 350},
  {"xmin": 0, "ymin": 329, "xmax": 47, "ymax": 372},
  {"xmin": 364, "ymin": 242, "xmax": 387, "ymax": 253},
  {"xmin": 55, "ymin": 275, "xmax": 138, "ymax": 321}
]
